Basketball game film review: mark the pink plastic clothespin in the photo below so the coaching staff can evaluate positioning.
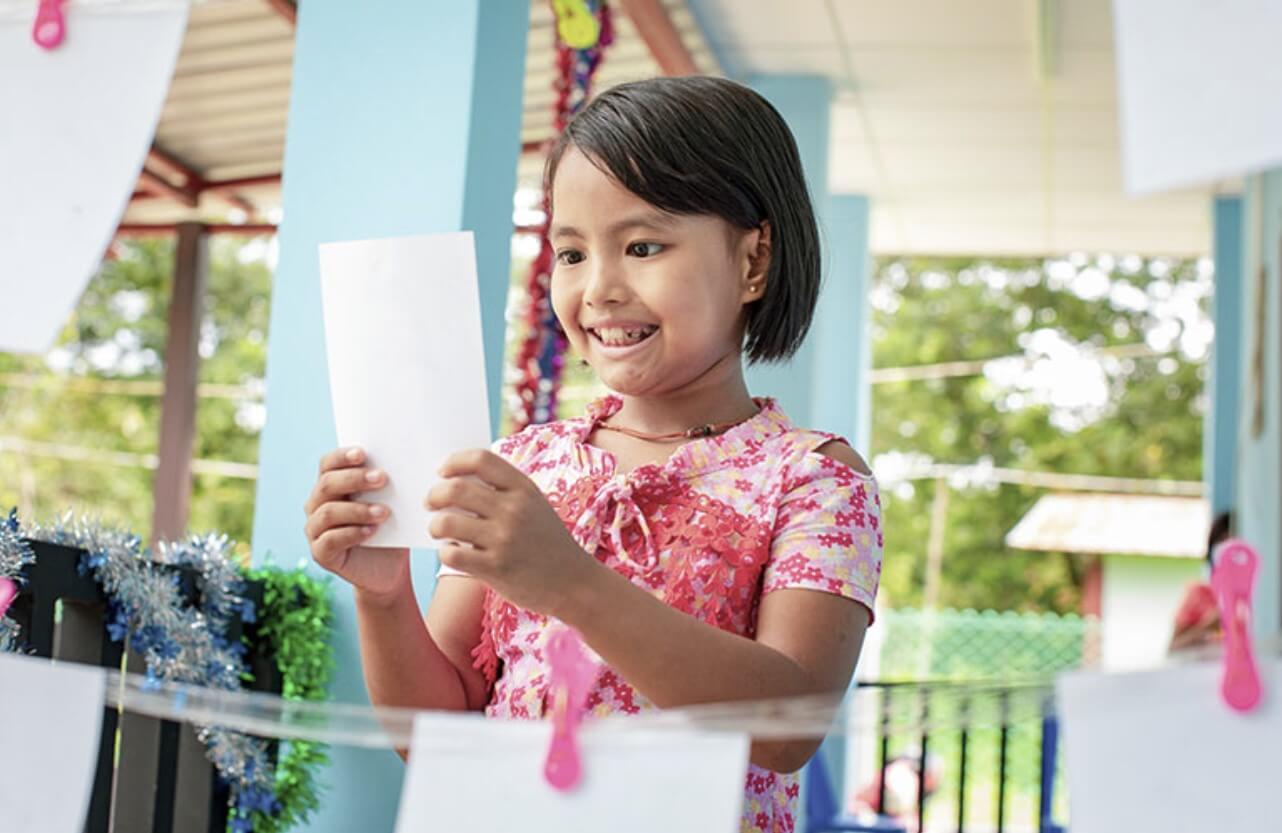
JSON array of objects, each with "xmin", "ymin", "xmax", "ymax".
[
  {"xmin": 33, "ymin": 0, "xmax": 66, "ymax": 50},
  {"xmin": 543, "ymin": 627, "xmax": 598, "ymax": 792},
  {"xmin": 0, "ymin": 577, "xmax": 16, "ymax": 619},
  {"xmin": 1211, "ymin": 539, "xmax": 1263, "ymax": 713}
]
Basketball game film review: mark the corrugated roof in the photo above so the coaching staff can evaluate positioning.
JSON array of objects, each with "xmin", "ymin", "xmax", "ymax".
[
  {"xmin": 1006, "ymin": 493, "xmax": 1210, "ymax": 559},
  {"xmin": 121, "ymin": 1, "xmax": 718, "ymax": 227}
]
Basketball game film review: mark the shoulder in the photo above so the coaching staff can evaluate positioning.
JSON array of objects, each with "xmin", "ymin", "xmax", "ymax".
[
  {"xmin": 492, "ymin": 416, "xmax": 585, "ymax": 468},
  {"xmin": 773, "ymin": 428, "xmax": 874, "ymax": 481},
  {"xmin": 811, "ymin": 438, "xmax": 873, "ymax": 476}
]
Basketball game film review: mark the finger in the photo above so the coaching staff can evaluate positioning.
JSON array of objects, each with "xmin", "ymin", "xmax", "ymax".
[
  {"xmin": 428, "ymin": 511, "xmax": 489, "ymax": 548},
  {"xmin": 319, "ymin": 446, "xmax": 366, "ymax": 475},
  {"xmin": 312, "ymin": 525, "xmax": 375, "ymax": 569},
  {"xmin": 305, "ymin": 467, "xmax": 387, "ymax": 515},
  {"xmin": 305, "ymin": 501, "xmax": 389, "ymax": 540},
  {"xmin": 438, "ymin": 449, "xmax": 521, "ymax": 491},
  {"xmin": 425, "ymin": 477, "xmax": 495, "ymax": 516},
  {"xmin": 437, "ymin": 541, "xmax": 483, "ymax": 575}
]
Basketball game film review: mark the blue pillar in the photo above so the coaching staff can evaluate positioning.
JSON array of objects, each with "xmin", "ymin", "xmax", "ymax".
[
  {"xmin": 251, "ymin": 2, "xmax": 529, "ymax": 830},
  {"xmin": 1207, "ymin": 197, "xmax": 1242, "ymax": 517},
  {"xmin": 813, "ymin": 194, "xmax": 872, "ymax": 449},
  {"xmin": 1235, "ymin": 170, "xmax": 1282, "ymax": 637},
  {"xmin": 745, "ymin": 75, "xmax": 832, "ymax": 429}
]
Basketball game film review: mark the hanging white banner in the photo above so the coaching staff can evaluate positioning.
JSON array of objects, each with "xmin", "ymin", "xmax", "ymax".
[
  {"xmin": 1113, "ymin": 0, "xmax": 1282, "ymax": 194},
  {"xmin": 0, "ymin": 0, "xmax": 189, "ymax": 353}
]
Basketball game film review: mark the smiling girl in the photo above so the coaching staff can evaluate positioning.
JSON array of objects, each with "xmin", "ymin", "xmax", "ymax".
[{"xmin": 303, "ymin": 76, "xmax": 883, "ymax": 833}]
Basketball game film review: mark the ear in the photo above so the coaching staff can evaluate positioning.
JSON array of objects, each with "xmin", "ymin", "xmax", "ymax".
[{"xmin": 739, "ymin": 221, "xmax": 772, "ymax": 304}]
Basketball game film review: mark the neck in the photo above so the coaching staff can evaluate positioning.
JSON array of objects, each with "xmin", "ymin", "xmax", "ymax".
[{"xmin": 609, "ymin": 354, "xmax": 758, "ymax": 436}]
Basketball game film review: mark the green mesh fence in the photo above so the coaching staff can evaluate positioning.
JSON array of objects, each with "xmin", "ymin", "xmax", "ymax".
[
  {"xmin": 842, "ymin": 609, "xmax": 1096, "ymax": 831},
  {"xmin": 876, "ymin": 607, "xmax": 1099, "ymax": 683}
]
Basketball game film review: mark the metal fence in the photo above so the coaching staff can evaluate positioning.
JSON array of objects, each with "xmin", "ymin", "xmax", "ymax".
[{"xmin": 802, "ymin": 607, "xmax": 1097, "ymax": 833}]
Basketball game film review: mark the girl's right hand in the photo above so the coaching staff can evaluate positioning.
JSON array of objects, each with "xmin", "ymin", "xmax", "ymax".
[{"xmin": 304, "ymin": 447, "xmax": 410, "ymax": 600}]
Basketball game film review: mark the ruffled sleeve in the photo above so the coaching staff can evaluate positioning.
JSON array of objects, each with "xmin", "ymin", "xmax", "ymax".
[{"xmin": 761, "ymin": 442, "xmax": 883, "ymax": 621}]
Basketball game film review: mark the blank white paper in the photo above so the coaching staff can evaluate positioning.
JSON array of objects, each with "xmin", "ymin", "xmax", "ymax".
[
  {"xmin": 319, "ymin": 232, "xmax": 492, "ymax": 549},
  {"xmin": 1112, "ymin": 0, "xmax": 1282, "ymax": 194},
  {"xmin": 1058, "ymin": 656, "xmax": 1282, "ymax": 833},
  {"xmin": 394, "ymin": 713, "xmax": 749, "ymax": 833},
  {"xmin": 0, "ymin": 653, "xmax": 106, "ymax": 833},
  {"xmin": 0, "ymin": 0, "xmax": 190, "ymax": 353}
]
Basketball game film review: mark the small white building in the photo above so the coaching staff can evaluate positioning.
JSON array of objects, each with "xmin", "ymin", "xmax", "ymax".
[{"xmin": 1007, "ymin": 493, "xmax": 1210, "ymax": 671}]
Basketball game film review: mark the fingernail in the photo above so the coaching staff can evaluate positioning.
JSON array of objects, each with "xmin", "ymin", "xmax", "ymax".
[
  {"xmin": 369, "ymin": 505, "xmax": 388, "ymax": 519},
  {"xmin": 365, "ymin": 469, "xmax": 384, "ymax": 484},
  {"xmin": 361, "ymin": 526, "xmax": 374, "ymax": 535},
  {"xmin": 346, "ymin": 448, "xmax": 363, "ymax": 462}
]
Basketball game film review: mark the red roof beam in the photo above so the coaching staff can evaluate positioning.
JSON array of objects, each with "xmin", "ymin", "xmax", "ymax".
[
  {"xmin": 264, "ymin": 0, "xmax": 296, "ymax": 26},
  {"xmin": 618, "ymin": 0, "xmax": 699, "ymax": 76},
  {"xmin": 138, "ymin": 168, "xmax": 199, "ymax": 208}
]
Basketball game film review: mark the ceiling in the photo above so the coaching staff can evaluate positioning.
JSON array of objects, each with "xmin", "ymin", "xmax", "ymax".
[
  {"xmin": 123, "ymin": 0, "xmax": 719, "ymax": 227},
  {"xmin": 689, "ymin": 0, "xmax": 1223, "ymax": 256},
  {"xmin": 123, "ymin": 0, "xmax": 1220, "ymax": 257}
]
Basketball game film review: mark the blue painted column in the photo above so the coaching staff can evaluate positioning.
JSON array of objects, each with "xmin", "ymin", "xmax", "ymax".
[
  {"xmin": 814, "ymin": 194, "xmax": 873, "ymax": 449},
  {"xmin": 745, "ymin": 75, "xmax": 832, "ymax": 429},
  {"xmin": 251, "ymin": 2, "xmax": 529, "ymax": 830},
  {"xmin": 1235, "ymin": 170, "xmax": 1282, "ymax": 637},
  {"xmin": 1207, "ymin": 196, "xmax": 1242, "ymax": 518}
]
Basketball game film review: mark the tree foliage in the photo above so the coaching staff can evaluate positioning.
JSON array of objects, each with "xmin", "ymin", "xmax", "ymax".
[
  {"xmin": 871, "ymin": 255, "xmax": 1209, "ymax": 613},
  {"xmin": 0, "ymin": 236, "xmax": 273, "ymax": 554}
]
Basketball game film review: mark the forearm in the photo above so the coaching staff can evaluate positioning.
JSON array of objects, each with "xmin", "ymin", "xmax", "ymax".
[
  {"xmin": 354, "ymin": 579, "xmax": 470, "ymax": 716},
  {"xmin": 557, "ymin": 563, "xmax": 836, "ymax": 772}
]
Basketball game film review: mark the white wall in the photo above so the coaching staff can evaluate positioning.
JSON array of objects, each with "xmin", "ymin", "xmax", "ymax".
[{"xmin": 1101, "ymin": 556, "xmax": 1206, "ymax": 671}]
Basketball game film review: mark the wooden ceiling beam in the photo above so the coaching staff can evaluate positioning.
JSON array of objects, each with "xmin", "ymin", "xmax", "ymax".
[{"xmin": 617, "ymin": 0, "xmax": 699, "ymax": 76}]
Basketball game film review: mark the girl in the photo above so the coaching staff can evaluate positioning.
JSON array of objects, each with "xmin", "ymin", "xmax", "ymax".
[{"xmin": 303, "ymin": 76, "xmax": 883, "ymax": 833}]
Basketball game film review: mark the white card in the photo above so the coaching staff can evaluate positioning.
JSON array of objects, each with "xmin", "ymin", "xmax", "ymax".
[
  {"xmin": 319, "ymin": 232, "xmax": 492, "ymax": 549},
  {"xmin": 0, "ymin": 653, "xmax": 106, "ymax": 833},
  {"xmin": 1112, "ymin": 0, "xmax": 1282, "ymax": 194},
  {"xmin": 394, "ymin": 713, "xmax": 749, "ymax": 833},
  {"xmin": 0, "ymin": 1, "xmax": 189, "ymax": 353},
  {"xmin": 1058, "ymin": 657, "xmax": 1282, "ymax": 832}
]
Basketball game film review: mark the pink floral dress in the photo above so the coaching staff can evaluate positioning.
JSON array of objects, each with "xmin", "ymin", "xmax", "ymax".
[{"xmin": 464, "ymin": 395, "xmax": 882, "ymax": 833}]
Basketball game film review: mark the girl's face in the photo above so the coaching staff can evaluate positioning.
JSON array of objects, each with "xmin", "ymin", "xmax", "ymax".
[{"xmin": 549, "ymin": 147, "xmax": 764, "ymax": 399}]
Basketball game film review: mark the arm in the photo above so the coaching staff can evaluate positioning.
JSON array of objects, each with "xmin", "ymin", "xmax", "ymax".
[
  {"xmin": 353, "ymin": 570, "xmax": 490, "ymax": 760},
  {"xmin": 354, "ymin": 567, "xmax": 490, "ymax": 713},
  {"xmin": 430, "ymin": 440, "xmax": 878, "ymax": 773},
  {"xmin": 560, "ymin": 569, "xmax": 869, "ymax": 772},
  {"xmin": 302, "ymin": 447, "xmax": 491, "ymax": 761}
]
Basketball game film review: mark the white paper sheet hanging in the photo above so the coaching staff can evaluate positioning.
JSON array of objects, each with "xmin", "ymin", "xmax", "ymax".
[
  {"xmin": 1112, "ymin": 0, "xmax": 1282, "ymax": 194},
  {"xmin": 319, "ymin": 232, "xmax": 492, "ymax": 549},
  {"xmin": 394, "ymin": 713, "xmax": 750, "ymax": 833},
  {"xmin": 1058, "ymin": 657, "xmax": 1282, "ymax": 833},
  {"xmin": 0, "ymin": 0, "xmax": 190, "ymax": 353},
  {"xmin": 0, "ymin": 653, "xmax": 107, "ymax": 833}
]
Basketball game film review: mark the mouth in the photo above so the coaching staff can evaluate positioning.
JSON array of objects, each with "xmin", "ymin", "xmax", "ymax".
[{"xmin": 586, "ymin": 325, "xmax": 659, "ymax": 349}]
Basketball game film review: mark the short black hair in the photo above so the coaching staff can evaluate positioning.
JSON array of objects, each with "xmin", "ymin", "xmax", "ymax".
[{"xmin": 545, "ymin": 76, "xmax": 821, "ymax": 364}]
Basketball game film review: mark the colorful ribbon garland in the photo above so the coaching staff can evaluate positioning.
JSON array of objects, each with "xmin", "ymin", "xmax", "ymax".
[{"xmin": 508, "ymin": 1, "xmax": 614, "ymax": 433}]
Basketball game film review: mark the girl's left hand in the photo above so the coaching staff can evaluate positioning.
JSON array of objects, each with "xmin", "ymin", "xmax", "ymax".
[{"xmin": 426, "ymin": 449, "xmax": 595, "ymax": 617}]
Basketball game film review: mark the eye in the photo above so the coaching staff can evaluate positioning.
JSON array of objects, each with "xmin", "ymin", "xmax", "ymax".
[
  {"xmin": 626, "ymin": 241, "xmax": 665, "ymax": 258},
  {"xmin": 555, "ymin": 248, "xmax": 585, "ymax": 266}
]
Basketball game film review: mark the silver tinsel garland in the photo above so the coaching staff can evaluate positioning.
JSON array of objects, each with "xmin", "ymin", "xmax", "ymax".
[
  {"xmin": 6, "ymin": 513, "xmax": 281, "ymax": 830},
  {"xmin": 0, "ymin": 509, "xmax": 35, "ymax": 650}
]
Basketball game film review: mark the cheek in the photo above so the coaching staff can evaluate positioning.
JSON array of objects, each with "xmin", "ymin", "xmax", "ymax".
[{"xmin": 549, "ymin": 275, "xmax": 582, "ymax": 337}]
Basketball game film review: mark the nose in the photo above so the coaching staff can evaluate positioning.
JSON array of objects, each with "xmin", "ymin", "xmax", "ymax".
[{"xmin": 583, "ymin": 258, "xmax": 627, "ymax": 308}]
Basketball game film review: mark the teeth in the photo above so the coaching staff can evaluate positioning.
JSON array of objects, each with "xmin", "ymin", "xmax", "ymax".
[{"xmin": 594, "ymin": 326, "xmax": 656, "ymax": 346}]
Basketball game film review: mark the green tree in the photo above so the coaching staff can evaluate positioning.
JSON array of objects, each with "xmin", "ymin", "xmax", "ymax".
[
  {"xmin": 871, "ymin": 255, "xmax": 1208, "ymax": 613},
  {"xmin": 0, "ymin": 236, "xmax": 273, "ymax": 554}
]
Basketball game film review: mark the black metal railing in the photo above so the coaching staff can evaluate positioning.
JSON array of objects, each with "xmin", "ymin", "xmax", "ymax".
[{"xmin": 804, "ymin": 680, "xmax": 1067, "ymax": 833}]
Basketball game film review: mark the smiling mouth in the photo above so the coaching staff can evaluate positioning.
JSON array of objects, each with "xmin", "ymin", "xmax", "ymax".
[{"xmin": 587, "ymin": 326, "xmax": 659, "ymax": 347}]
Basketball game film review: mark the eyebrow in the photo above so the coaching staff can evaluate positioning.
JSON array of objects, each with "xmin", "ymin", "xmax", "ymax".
[{"xmin": 550, "ymin": 211, "xmax": 679, "ymax": 240}]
